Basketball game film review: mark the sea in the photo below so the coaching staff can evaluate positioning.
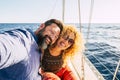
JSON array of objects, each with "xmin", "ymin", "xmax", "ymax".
[{"xmin": 0, "ymin": 23, "xmax": 120, "ymax": 80}]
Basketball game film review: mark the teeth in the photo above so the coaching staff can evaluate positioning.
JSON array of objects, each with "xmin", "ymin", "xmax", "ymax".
[
  {"xmin": 60, "ymin": 42, "xmax": 65, "ymax": 47},
  {"xmin": 46, "ymin": 37, "xmax": 50, "ymax": 44}
]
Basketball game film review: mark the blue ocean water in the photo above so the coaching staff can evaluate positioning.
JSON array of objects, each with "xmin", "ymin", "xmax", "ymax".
[{"xmin": 0, "ymin": 23, "xmax": 120, "ymax": 80}]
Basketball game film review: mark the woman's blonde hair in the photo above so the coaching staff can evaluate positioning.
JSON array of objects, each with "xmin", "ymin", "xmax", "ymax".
[{"xmin": 62, "ymin": 25, "xmax": 85, "ymax": 62}]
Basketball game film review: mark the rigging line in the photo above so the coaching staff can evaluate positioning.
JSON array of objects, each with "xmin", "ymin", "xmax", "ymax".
[
  {"xmin": 88, "ymin": 50, "xmax": 120, "ymax": 58},
  {"xmin": 86, "ymin": 0, "xmax": 94, "ymax": 43},
  {"xmin": 91, "ymin": 53, "xmax": 119, "ymax": 80},
  {"xmin": 78, "ymin": 0, "xmax": 82, "ymax": 32},
  {"xmin": 62, "ymin": 0, "xmax": 65, "ymax": 22},
  {"xmin": 47, "ymin": 0, "xmax": 58, "ymax": 19},
  {"xmin": 108, "ymin": 51, "xmax": 120, "ymax": 58},
  {"xmin": 81, "ymin": 52, "xmax": 85, "ymax": 80},
  {"xmin": 70, "ymin": 58, "xmax": 82, "ymax": 79},
  {"xmin": 113, "ymin": 60, "xmax": 120, "ymax": 80},
  {"xmin": 78, "ymin": 0, "xmax": 84, "ymax": 79}
]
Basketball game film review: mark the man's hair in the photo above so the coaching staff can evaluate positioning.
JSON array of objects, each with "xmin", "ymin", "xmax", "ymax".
[{"xmin": 44, "ymin": 19, "xmax": 63, "ymax": 34}]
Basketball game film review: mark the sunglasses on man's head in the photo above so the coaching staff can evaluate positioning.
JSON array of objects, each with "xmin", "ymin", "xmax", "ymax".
[{"xmin": 62, "ymin": 35, "xmax": 74, "ymax": 44}]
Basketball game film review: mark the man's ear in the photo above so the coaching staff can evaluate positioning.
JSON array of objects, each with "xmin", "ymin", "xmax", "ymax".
[
  {"xmin": 39, "ymin": 23, "xmax": 45, "ymax": 30},
  {"xmin": 34, "ymin": 23, "xmax": 45, "ymax": 35}
]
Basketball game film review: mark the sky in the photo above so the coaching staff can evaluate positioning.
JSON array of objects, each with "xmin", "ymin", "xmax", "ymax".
[{"xmin": 0, "ymin": 0, "xmax": 120, "ymax": 23}]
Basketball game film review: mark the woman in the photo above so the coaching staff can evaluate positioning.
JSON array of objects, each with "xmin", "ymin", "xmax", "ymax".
[{"xmin": 40, "ymin": 25, "xmax": 85, "ymax": 80}]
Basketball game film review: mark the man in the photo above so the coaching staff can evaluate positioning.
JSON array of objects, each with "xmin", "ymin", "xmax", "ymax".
[{"xmin": 0, "ymin": 19, "xmax": 63, "ymax": 80}]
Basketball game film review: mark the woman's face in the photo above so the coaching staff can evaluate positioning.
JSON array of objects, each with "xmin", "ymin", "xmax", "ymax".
[{"xmin": 56, "ymin": 31, "xmax": 75, "ymax": 50}]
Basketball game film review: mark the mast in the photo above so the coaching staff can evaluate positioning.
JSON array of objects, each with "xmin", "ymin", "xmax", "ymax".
[{"xmin": 62, "ymin": 0, "xmax": 65, "ymax": 22}]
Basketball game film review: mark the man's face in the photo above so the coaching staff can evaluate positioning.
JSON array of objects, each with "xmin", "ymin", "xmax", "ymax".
[{"xmin": 40, "ymin": 23, "xmax": 60, "ymax": 49}]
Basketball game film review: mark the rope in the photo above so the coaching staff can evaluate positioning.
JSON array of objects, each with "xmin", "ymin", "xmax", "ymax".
[
  {"xmin": 81, "ymin": 53, "xmax": 85, "ymax": 80},
  {"xmin": 77, "ymin": 0, "xmax": 85, "ymax": 80},
  {"xmin": 86, "ymin": 0, "xmax": 94, "ymax": 42},
  {"xmin": 70, "ymin": 58, "xmax": 82, "ymax": 79},
  {"xmin": 112, "ymin": 60, "xmax": 120, "ymax": 80},
  {"xmin": 78, "ymin": 0, "xmax": 82, "ymax": 32},
  {"xmin": 62, "ymin": 0, "xmax": 65, "ymax": 22}
]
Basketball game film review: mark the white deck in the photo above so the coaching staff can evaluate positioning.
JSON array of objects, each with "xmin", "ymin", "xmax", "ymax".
[{"xmin": 68, "ymin": 53, "xmax": 105, "ymax": 80}]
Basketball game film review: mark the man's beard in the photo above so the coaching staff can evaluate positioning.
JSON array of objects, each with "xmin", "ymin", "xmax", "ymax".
[
  {"xmin": 41, "ymin": 37, "xmax": 49, "ymax": 49},
  {"xmin": 37, "ymin": 34, "xmax": 52, "ymax": 50}
]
